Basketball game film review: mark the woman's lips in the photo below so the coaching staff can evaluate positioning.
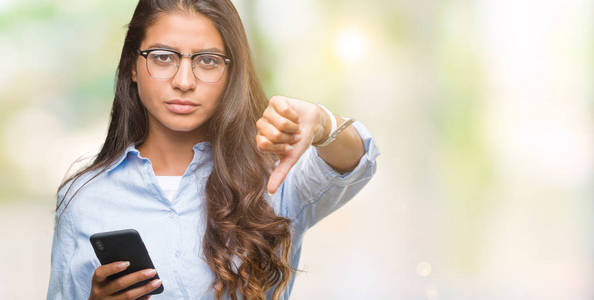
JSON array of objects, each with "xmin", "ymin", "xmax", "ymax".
[{"xmin": 165, "ymin": 100, "xmax": 198, "ymax": 114}]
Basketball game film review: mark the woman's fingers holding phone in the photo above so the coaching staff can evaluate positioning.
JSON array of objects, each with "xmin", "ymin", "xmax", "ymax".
[
  {"xmin": 113, "ymin": 276, "xmax": 162, "ymax": 300},
  {"xmin": 103, "ymin": 268, "xmax": 159, "ymax": 296},
  {"xmin": 90, "ymin": 261, "xmax": 131, "ymax": 299},
  {"xmin": 93, "ymin": 261, "xmax": 130, "ymax": 283},
  {"xmin": 89, "ymin": 263, "xmax": 161, "ymax": 299}
]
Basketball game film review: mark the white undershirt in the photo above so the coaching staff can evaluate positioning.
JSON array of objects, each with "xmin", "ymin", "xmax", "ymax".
[{"xmin": 155, "ymin": 176, "xmax": 182, "ymax": 201}]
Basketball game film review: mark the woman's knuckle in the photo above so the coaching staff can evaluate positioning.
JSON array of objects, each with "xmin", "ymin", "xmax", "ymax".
[
  {"xmin": 256, "ymin": 138, "xmax": 267, "ymax": 150},
  {"xmin": 93, "ymin": 269, "xmax": 102, "ymax": 280},
  {"xmin": 92, "ymin": 286, "xmax": 102, "ymax": 297},
  {"xmin": 281, "ymin": 106, "xmax": 291, "ymax": 116},
  {"xmin": 262, "ymin": 139, "xmax": 272, "ymax": 148},
  {"xmin": 271, "ymin": 130, "xmax": 282, "ymax": 140},
  {"xmin": 114, "ymin": 280, "xmax": 126, "ymax": 290},
  {"xmin": 279, "ymin": 119, "xmax": 290, "ymax": 129}
]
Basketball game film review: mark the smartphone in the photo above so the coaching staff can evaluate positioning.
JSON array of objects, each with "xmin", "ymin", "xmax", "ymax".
[{"xmin": 90, "ymin": 229, "xmax": 164, "ymax": 295}]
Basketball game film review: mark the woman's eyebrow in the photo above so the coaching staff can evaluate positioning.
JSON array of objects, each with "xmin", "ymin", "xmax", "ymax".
[{"xmin": 146, "ymin": 43, "xmax": 225, "ymax": 54}]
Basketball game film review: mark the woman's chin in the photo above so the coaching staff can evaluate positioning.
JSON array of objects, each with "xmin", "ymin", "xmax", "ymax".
[{"xmin": 163, "ymin": 120, "xmax": 205, "ymax": 133}]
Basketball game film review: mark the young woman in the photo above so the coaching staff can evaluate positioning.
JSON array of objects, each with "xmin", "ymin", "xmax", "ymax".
[{"xmin": 47, "ymin": 1, "xmax": 379, "ymax": 299}]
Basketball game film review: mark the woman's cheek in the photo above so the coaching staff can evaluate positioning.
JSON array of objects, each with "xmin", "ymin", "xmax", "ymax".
[{"xmin": 140, "ymin": 84, "xmax": 162, "ymax": 111}]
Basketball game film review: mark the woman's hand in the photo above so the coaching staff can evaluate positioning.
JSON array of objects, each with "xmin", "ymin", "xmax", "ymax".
[
  {"xmin": 256, "ymin": 96, "xmax": 330, "ymax": 194},
  {"xmin": 88, "ymin": 261, "xmax": 162, "ymax": 300}
]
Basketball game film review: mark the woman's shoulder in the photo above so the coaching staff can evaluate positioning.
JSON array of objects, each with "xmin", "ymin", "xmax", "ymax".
[{"xmin": 55, "ymin": 166, "xmax": 111, "ymax": 215}]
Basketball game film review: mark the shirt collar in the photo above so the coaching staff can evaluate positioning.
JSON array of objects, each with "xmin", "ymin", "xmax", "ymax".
[{"xmin": 105, "ymin": 141, "xmax": 211, "ymax": 174}]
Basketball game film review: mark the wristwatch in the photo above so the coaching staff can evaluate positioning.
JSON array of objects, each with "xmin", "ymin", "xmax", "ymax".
[{"xmin": 313, "ymin": 103, "xmax": 355, "ymax": 147}]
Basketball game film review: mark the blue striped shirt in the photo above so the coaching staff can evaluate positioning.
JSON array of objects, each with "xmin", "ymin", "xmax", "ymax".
[{"xmin": 47, "ymin": 120, "xmax": 379, "ymax": 299}]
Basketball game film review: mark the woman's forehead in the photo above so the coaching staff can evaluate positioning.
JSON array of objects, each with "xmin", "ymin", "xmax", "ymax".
[{"xmin": 142, "ymin": 12, "xmax": 225, "ymax": 54}]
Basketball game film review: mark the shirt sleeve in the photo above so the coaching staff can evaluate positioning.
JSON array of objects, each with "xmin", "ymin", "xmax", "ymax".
[
  {"xmin": 46, "ymin": 179, "xmax": 95, "ymax": 300},
  {"xmin": 277, "ymin": 120, "xmax": 380, "ymax": 231}
]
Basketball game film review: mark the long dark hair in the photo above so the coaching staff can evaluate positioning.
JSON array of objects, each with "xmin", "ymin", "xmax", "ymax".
[{"xmin": 56, "ymin": 1, "xmax": 297, "ymax": 299}]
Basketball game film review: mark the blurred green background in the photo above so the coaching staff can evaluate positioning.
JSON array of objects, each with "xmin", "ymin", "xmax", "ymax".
[{"xmin": 0, "ymin": 0, "xmax": 592, "ymax": 299}]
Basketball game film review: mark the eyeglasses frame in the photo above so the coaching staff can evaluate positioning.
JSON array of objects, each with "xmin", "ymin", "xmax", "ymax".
[{"xmin": 137, "ymin": 48, "xmax": 232, "ymax": 82}]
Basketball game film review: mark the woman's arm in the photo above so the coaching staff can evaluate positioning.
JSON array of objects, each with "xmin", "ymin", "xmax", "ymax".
[
  {"xmin": 312, "ymin": 112, "xmax": 366, "ymax": 174},
  {"xmin": 270, "ymin": 119, "xmax": 379, "ymax": 231},
  {"xmin": 257, "ymin": 96, "xmax": 380, "ymax": 229},
  {"xmin": 256, "ymin": 96, "xmax": 372, "ymax": 194}
]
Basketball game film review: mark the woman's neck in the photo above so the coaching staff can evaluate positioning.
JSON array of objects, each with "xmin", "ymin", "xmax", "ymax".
[{"xmin": 137, "ymin": 119, "xmax": 208, "ymax": 176}]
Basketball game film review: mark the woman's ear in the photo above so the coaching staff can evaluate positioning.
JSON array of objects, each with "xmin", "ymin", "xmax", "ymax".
[
  {"xmin": 131, "ymin": 60, "xmax": 138, "ymax": 83},
  {"xmin": 132, "ymin": 66, "xmax": 137, "ymax": 83}
]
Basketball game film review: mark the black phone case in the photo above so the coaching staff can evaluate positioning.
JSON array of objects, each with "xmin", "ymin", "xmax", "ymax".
[{"xmin": 90, "ymin": 229, "xmax": 164, "ymax": 295}]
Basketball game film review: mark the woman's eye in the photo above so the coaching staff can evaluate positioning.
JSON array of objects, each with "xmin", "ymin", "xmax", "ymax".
[
  {"xmin": 156, "ymin": 55, "xmax": 171, "ymax": 62},
  {"xmin": 149, "ymin": 52, "xmax": 175, "ymax": 64},
  {"xmin": 197, "ymin": 56, "xmax": 220, "ymax": 67}
]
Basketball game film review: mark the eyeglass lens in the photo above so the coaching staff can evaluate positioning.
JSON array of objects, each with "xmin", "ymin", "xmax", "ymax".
[{"xmin": 146, "ymin": 50, "xmax": 226, "ymax": 82}]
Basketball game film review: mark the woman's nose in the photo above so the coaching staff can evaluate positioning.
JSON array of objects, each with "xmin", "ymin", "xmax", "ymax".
[{"xmin": 171, "ymin": 57, "xmax": 197, "ymax": 91}]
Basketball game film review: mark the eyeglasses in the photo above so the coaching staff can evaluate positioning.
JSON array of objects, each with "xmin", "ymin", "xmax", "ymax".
[{"xmin": 137, "ymin": 48, "xmax": 231, "ymax": 83}]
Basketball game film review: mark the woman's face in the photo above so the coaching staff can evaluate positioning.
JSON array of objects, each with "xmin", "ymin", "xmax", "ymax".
[{"xmin": 132, "ymin": 12, "xmax": 228, "ymax": 135}]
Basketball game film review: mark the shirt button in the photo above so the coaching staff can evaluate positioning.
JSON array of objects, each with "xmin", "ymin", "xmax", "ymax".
[
  {"xmin": 168, "ymin": 211, "xmax": 176, "ymax": 218},
  {"xmin": 175, "ymin": 250, "xmax": 181, "ymax": 258}
]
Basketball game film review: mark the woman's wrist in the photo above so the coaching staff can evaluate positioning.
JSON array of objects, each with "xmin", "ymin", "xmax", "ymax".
[{"xmin": 312, "ymin": 104, "xmax": 332, "ymax": 145}]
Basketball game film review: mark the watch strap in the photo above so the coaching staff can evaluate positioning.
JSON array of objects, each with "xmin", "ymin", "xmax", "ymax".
[{"xmin": 313, "ymin": 104, "xmax": 355, "ymax": 147}]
